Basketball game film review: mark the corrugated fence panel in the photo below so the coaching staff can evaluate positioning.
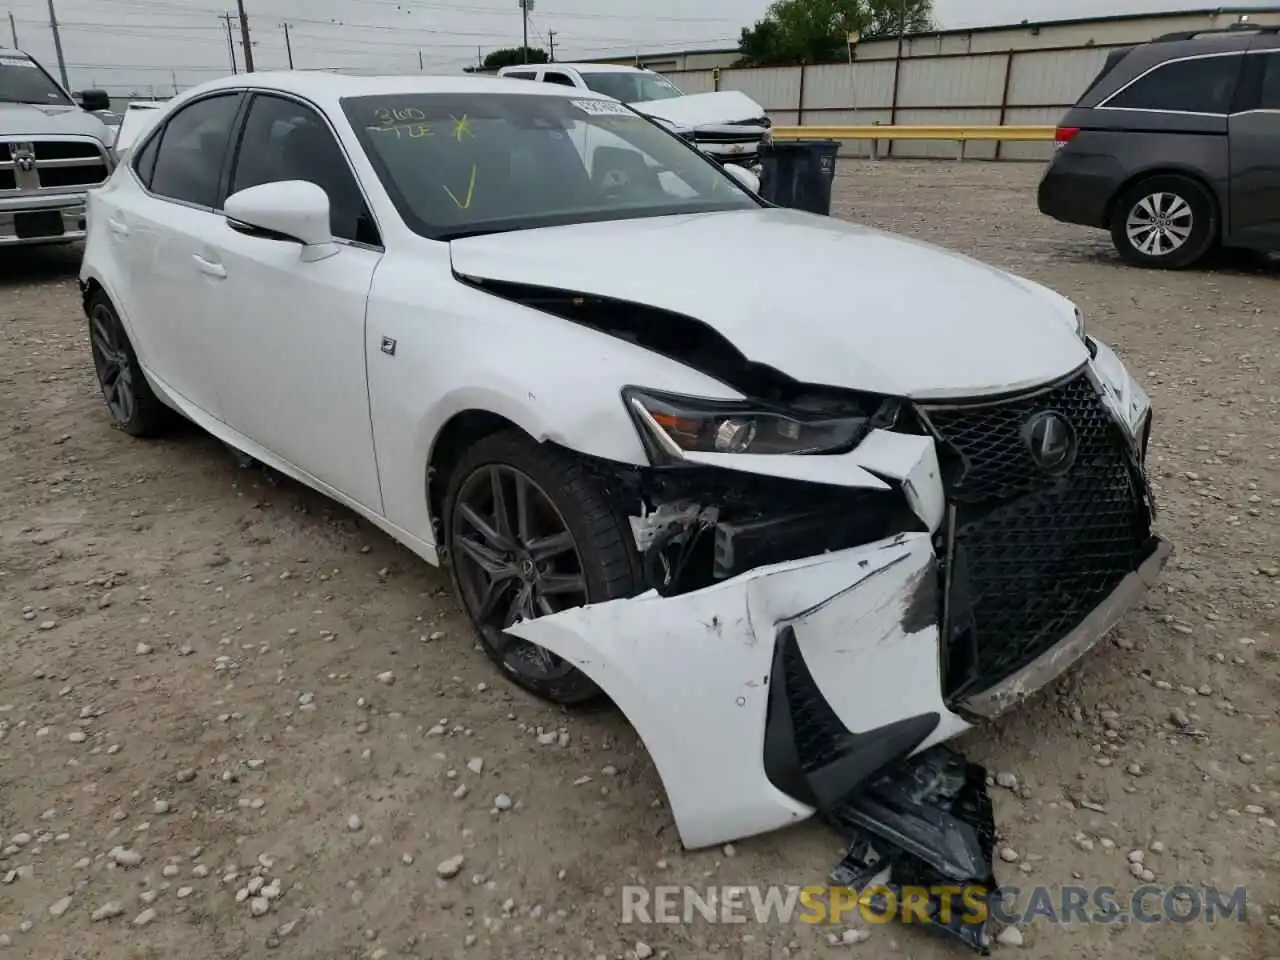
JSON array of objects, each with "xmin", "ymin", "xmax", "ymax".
[
  {"xmin": 769, "ymin": 110, "xmax": 800, "ymax": 126},
  {"xmin": 804, "ymin": 108, "xmax": 894, "ymax": 158},
  {"xmin": 802, "ymin": 61, "xmax": 896, "ymax": 111},
  {"xmin": 664, "ymin": 69, "xmax": 716, "ymax": 95},
  {"xmin": 897, "ymin": 54, "xmax": 1006, "ymax": 108},
  {"xmin": 998, "ymin": 106, "xmax": 1067, "ymax": 160},
  {"xmin": 889, "ymin": 107, "xmax": 1003, "ymax": 159},
  {"xmin": 1007, "ymin": 47, "xmax": 1110, "ymax": 107},
  {"xmin": 721, "ymin": 66, "xmax": 802, "ymax": 112}
]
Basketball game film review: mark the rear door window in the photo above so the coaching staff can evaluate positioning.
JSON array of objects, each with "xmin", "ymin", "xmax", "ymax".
[
  {"xmin": 148, "ymin": 93, "xmax": 242, "ymax": 207},
  {"xmin": 541, "ymin": 71, "xmax": 577, "ymax": 87},
  {"xmin": 1104, "ymin": 53, "xmax": 1242, "ymax": 114}
]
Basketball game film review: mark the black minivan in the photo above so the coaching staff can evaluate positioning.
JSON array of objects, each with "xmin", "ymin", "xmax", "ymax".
[{"xmin": 1038, "ymin": 21, "xmax": 1280, "ymax": 269}]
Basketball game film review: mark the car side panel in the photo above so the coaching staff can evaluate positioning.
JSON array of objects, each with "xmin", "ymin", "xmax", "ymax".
[
  {"xmin": 364, "ymin": 249, "xmax": 763, "ymax": 553},
  {"xmin": 1040, "ymin": 124, "xmax": 1229, "ymax": 231}
]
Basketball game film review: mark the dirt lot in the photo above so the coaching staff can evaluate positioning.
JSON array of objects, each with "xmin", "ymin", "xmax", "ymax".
[{"xmin": 1, "ymin": 160, "xmax": 1277, "ymax": 960}]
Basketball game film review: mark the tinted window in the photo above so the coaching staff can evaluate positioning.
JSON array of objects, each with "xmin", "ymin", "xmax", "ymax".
[
  {"xmin": 581, "ymin": 72, "xmax": 683, "ymax": 104},
  {"xmin": 1106, "ymin": 54, "xmax": 1241, "ymax": 114},
  {"xmin": 1259, "ymin": 52, "xmax": 1280, "ymax": 109},
  {"xmin": 0, "ymin": 53, "xmax": 71, "ymax": 105},
  {"xmin": 228, "ymin": 93, "xmax": 374, "ymax": 243},
  {"xmin": 342, "ymin": 92, "xmax": 757, "ymax": 240},
  {"xmin": 504, "ymin": 71, "xmax": 535, "ymax": 80},
  {"xmin": 149, "ymin": 94, "xmax": 240, "ymax": 207},
  {"xmin": 542, "ymin": 71, "xmax": 576, "ymax": 86},
  {"xmin": 132, "ymin": 132, "xmax": 160, "ymax": 187}
]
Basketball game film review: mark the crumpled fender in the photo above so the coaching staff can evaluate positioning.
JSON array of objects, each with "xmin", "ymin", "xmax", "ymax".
[{"xmin": 506, "ymin": 531, "xmax": 971, "ymax": 849}]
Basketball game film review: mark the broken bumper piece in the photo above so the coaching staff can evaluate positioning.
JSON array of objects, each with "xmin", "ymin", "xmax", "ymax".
[
  {"xmin": 826, "ymin": 746, "xmax": 997, "ymax": 954},
  {"xmin": 506, "ymin": 530, "xmax": 1170, "ymax": 850}
]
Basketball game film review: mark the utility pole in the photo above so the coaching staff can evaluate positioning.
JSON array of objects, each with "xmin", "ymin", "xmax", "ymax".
[
  {"xmin": 171, "ymin": 69, "xmax": 177, "ymax": 94},
  {"xmin": 548, "ymin": 29, "xmax": 555, "ymax": 61},
  {"xmin": 8, "ymin": 11, "xmax": 18, "ymax": 47},
  {"xmin": 282, "ymin": 21, "xmax": 293, "ymax": 68},
  {"xmin": 236, "ymin": 0, "xmax": 254, "ymax": 72},
  {"xmin": 417, "ymin": 49, "xmax": 423, "ymax": 71},
  {"xmin": 46, "ymin": 0, "xmax": 68, "ymax": 88},
  {"xmin": 221, "ymin": 12, "xmax": 238, "ymax": 73},
  {"xmin": 519, "ymin": 0, "xmax": 533, "ymax": 63}
]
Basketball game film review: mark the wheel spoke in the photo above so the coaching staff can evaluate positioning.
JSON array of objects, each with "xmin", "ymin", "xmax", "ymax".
[
  {"xmin": 539, "ymin": 573, "xmax": 586, "ymax": 597},
  {"xmin": 457, "ymin": 502, "xmax": 511, "ymax": 552},
  {"xmin": 477, "ymin": 576, "xmax": 517, "ymax": 623},
  {"xmin": 1167, "ymin": 195, "xmax": 1190, "ymax": 219},
  {"xmin": 527, "ymin": 530, "xmax": 575, "ymax": 561},
  {"xmin": 489, "ymin": 466, "xmax": 516, "ymax": 546},
  {"xmin": 1137, "ymin": 195, "xmax": 1158, "ymax": 219},
  {"xmin": 455, "ymin": 534, "xmax": 516, "ymax": 578},
  {"xmin": 514, "ymin": 471, "xmax": 532, "ymax": 544}
]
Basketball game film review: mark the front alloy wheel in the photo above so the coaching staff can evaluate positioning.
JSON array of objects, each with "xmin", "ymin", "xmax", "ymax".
[{"xmin": 444, "ymin": 430, "xmax": 642, "ymax": 704}]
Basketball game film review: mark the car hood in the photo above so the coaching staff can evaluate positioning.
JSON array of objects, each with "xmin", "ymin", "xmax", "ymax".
[
  {"xmin": 631, "ymin": 90, "xmax": 766, "ymax": 129},
  {"xmin": 0, "ymin": 102, "xmax": 110, "ymax": 142},
  {"xmin": 449, "ymin": 207, "xmax": 1089, "ymax": 399}
]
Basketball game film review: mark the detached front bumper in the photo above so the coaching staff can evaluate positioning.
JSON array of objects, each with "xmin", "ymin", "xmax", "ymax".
[{"xmin": 509, "ymin": 526, "xmax": 1170, "ymax": 850}]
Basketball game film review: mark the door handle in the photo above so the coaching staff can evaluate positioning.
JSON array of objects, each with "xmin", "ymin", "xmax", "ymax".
[
  {"xmin": 192, "ymin": 254, "xmax": 226, "ymax": 279},
  {"xmin": 107, "ymin": 217, "xmax": 129, "ymax": 236}
]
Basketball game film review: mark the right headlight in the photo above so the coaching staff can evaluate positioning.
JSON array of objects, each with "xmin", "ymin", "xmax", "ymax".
[{"xmin": 623, "ymin": 387, "xmax": 873, "ymax": 462}]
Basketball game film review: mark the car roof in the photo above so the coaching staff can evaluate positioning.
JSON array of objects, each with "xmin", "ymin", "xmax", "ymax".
[
  {"xmin": 177, "ymin": 71, "xmax": 619, "ymax": 107},
  {"xmin": 498, "ymin": 62, "xmax": 648, "ymax": 75}
]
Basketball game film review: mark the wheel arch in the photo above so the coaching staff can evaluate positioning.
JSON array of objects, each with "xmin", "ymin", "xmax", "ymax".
[
  {"xmin": 1104, "ymin": 166, "xmax": 1224, "ymax": 237},
  {"xmin": 425, "ymin": 409, "xmax": 531, "ymax": 548}
]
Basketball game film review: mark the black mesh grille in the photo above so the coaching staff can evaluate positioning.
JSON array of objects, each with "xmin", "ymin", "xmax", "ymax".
[
  {"xmin": 921, "ymin": 371, "xmax": 1151, "ymax": 700},
  {"xmin": 780, "ymin": 630, "xmax": 848, "ymax": 773},
  {"xmin": 38, "ymin": 164, "xmax": 108, "ymax": 188}
]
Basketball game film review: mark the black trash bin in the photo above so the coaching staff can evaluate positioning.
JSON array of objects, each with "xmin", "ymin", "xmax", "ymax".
[{"xmin": 756, "ymin": 139, "xmax": 840, "ymax": 215}]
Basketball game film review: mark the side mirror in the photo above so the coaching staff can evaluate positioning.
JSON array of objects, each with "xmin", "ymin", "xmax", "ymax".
[
  {"xmin": 77, "ymin": 89, "xmax": 111, "ymax": 112},
  {"xmin": 225, "ymin": 181, "xmax": 334, "ymax": 256},
  {"xmin": 722, "ymin": 162, "xmax": 760, "ymax": 195}
]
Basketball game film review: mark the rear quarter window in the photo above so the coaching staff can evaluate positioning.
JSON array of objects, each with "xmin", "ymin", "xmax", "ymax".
[{"xmin": 1103, "ymin": 53, "xmax": 1242, "ymax": 114}]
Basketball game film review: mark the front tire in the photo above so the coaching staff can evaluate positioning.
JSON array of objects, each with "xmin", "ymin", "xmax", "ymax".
[
  {"xmin": 86, "ymin": 292, "xmax": 171, "ymax": 436},
  {"xmin": 443, "ymin": 430, "xmax": 642, "ymax": 705},
  {"xmin": 1109, "ymin": 175, "xmax": 1217, "ymax": 270}
]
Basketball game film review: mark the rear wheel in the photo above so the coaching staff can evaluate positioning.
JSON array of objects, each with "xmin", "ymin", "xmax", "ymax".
[
  {"xmin": 87, "ymin": 292, "xmax": 171, "ymax": 436},
  {"xmin": 443, "ymin": 430, "xmax": 642, "ymax": 704},
  {"xmin": 1109, "ymin": 175, "xmax": 1217, "ymax": 270}
]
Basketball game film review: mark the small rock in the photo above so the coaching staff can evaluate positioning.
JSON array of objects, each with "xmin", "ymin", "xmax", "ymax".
[
  {"xmin": 347, "ymin": 815, "xmax": 363, "ymax": 832},
  {"xmin": 133, "ymin": 908, "xmax": 156, "ymax": 927},
  {"xmin": 1239, "ymin": 753, "xmax": 1256, "ymax": 765},
  {"xmin": 376, "ymin": 671, "xmax": 395, "ymax": 685},
  {"xmin": 1127, "ymin": 850, "xmax": 1144, "ymax": 864},
  {"xmin": 999, "ymin": 846, "xmax": 1019, "ymax": 863},
  {"xmin": 996, "ymin": 926, "xmax": 1024, "ymax": 947},
  {"xmin": 153, "ymin": 800, "xmax": 170, "ymax": 815},
  {"xmin": 111, "ymin": 847, "xmax": 142, "ymax": 867},
  {"xmin": 437, "ymin": 855, "xmax": 465, "ymax": 879},
  {"xmin": 635, "ymin": 943, "xmax": 654, "ymax": 960},
  {"xmin": 49, "ymin": 896, "xmax": 73, "ymax": 918},
  {"xmin": 91, "ymin": 902, "xmax": 124, "ymax": 922},
  {"xmin": 67, "ymin": 730, "xmax": 87, "ymax": 744},
  {"xmin": 175, "ymin": 769, "xmax": 196, "ymax": 784},
  {"xmin": 135, "ymin": 642, "xmax": 153, "ymax": 656},
  {"xmin": 493, "ymin": 793, "xmax": 513, "ymax": 811},
  {"xmin": 466, "ymin": 758, "xmax": 484, "ymax": 774},
  {"xmin": 176, "ymin": 887, "xmax": 193, "ymax": 899},
  {"xmin": 249, "ymin": 897, "xmax": 270, "ymax": 917},
  {"xmin": 995, "ymin": 772, "xmax": 1018, "ymax": 790}
]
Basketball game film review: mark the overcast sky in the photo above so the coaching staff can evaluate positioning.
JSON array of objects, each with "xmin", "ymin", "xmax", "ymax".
[{"xmin": 4, "ymin": 0, "xmax": 1276, "ymax": 95}]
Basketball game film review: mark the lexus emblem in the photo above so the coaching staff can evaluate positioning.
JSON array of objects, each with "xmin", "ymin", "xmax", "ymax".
[{"xmin": 1022, "ymin": 410, "xmax": 1076, "ymax": 473}]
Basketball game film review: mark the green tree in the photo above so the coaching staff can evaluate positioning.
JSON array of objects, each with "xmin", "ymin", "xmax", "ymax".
[
  {"xmin": 737, "ymin": 0, "xmax": 932, "ymax": 66},
  {"xmin": 481, "ymin": 47, "xmax": 549, "ymax": 69}
]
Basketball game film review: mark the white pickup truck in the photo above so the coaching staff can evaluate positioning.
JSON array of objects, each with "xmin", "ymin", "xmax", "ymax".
[
  {"xmin": 1, "ymin": 47, "xmax": 115, "ymax": 248},
  {"xmin": 496, "ymin": 62, "xmax": 771, "ymax": 170}
]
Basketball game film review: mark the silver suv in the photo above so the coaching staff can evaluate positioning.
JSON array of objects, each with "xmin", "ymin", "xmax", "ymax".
[{"xmin": 1, "ymin": 47, "xmax": 114, "ymax": 248}]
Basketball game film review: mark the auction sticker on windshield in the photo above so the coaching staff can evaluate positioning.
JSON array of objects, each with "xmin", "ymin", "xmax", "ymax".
[{"xmin": 570, "ymin": 99, "xmax": 632, "ymax": 116}]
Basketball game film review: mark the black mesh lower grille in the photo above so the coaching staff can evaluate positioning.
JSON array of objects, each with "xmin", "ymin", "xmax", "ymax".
[
  {"xmin": 780, "ymin": 628, "xmax": 847, "ymax": 773},
  {"xmin": 921, "ymin": 371, "xmax": 1151, "ymax": 700}
]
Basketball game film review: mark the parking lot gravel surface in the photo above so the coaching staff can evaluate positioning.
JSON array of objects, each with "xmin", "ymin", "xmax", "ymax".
[{"xmin": 1, "ymin": 160, "xmax": 1277, "ymax": 960}]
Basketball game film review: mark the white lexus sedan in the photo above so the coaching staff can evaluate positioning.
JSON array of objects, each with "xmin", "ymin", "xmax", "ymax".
[{"xmin": 80, "ymin": 72, "xmax": 1170, "ymax": 851}]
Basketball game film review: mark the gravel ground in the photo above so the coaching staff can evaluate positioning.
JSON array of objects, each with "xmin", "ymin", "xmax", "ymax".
[{"xmin": 1, "ymin": 160, "xmax": 1277, "ymax": 960}]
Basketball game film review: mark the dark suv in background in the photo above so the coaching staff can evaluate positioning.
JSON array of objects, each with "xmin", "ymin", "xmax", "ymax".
[{"xmin": 1038, "ymin": 21, "xmax": 1280, "ymax": 269}]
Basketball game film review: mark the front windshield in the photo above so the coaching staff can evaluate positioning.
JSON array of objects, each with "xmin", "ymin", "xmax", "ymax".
[
  {"xmin": 0, "ymin": 54, "xmax": 72, "ymax": 105},
  {"xmin": 342, "ymin": 92, "xmax": 758, "ymax": 240},
  {"xmin": 581, "ymin": 72, "xmax": 683, "ymax": 104}
]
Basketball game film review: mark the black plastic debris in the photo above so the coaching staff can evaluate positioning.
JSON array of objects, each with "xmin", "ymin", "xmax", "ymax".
[
  {"xmin": 757, "ymin": 140, "xmax": 840, "ymax": 216},
  {"xmin": 824, "ymin": 745, "xmax": 997, "ymax": 954}
]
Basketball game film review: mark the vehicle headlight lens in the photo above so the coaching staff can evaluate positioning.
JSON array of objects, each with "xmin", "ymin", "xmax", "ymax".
[{"xmin": 623, "ymin": 388, "xmax": 871, "ymax": 459}]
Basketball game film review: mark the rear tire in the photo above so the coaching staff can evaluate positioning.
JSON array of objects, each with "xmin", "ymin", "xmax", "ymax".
[
  {"xmin": 1109, "ymin": 175, "xmax": 1217, "ymax": 270},
  {"xmin": 443, "ymin": 430, "xmax": 643, "ymax": 705},
  {"xmin": 87, "ymin": 292, "xmax": 172, "ymax": 437}
]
